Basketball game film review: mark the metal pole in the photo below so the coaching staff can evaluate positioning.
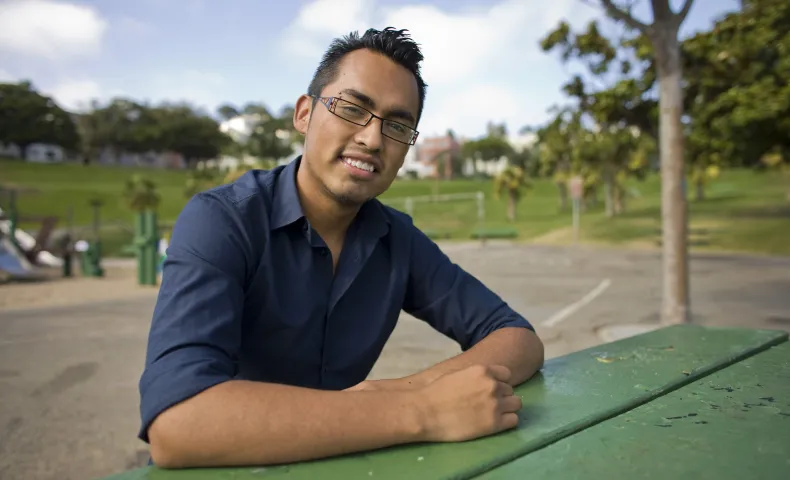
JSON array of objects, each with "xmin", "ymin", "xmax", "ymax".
[
  {"xmin": 572, "ymin": 198, "xmax": 580, "ymax": 244},
  {"xmin": 477, "ymin": 191, "xmax": 486, "ymax": 246}
]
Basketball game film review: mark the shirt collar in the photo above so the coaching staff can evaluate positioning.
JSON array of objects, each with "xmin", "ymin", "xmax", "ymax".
[
  {"xmin": 271, "ymin": 155, "xmax": 390, "ymax": 238},
  {"xmin": 270, "ymin": 157, "xmax": 305, "ymax": 230}
]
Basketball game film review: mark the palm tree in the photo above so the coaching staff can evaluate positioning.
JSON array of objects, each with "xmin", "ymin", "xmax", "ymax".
[
  {"xmin": 123, "ymin": 175, "xmax": 160, "ymax": 212},
  {"xmin": 493, "ymin": 166, "xmax": 532, "ymax": 221}
]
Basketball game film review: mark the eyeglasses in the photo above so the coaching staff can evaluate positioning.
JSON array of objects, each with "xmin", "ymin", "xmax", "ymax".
[{"xmin": 312, "ymin": 96, "xmax": 419, "ymax": 146}]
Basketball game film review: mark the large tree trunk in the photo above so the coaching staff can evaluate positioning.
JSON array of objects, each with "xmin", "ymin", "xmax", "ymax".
[
  {"xmin": 507, "ymin": 193, "xmax": 517, "ymax": 222},
  {"xmin": 655, "ymin": 28, "xmax": 690, "ymax": 325}
]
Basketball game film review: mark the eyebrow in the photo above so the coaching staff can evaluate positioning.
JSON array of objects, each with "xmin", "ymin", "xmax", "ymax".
[{"xmin": 339, "ymin": 88, "xmax": 416, "ymax": 125}]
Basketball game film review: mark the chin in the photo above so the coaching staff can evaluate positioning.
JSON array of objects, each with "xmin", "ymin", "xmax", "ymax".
[{"xmin": 331, "ymin": 190, "xmax": 375, "ymax": 206}]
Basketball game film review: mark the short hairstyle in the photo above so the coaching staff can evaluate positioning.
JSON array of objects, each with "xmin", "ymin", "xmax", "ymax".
[{"xmin": 307, "ymin": 27, "xmax": 428, "ymax": 125}]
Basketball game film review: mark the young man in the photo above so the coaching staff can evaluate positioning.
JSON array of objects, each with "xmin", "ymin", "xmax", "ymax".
[{"xmin": 139, "ymin": 27, "xmax": 544, "ymax": 469}]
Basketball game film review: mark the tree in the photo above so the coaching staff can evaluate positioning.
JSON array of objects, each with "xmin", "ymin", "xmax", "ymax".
[
  {"xmin": 80, "ymin": 98, "xmax": 150, "ymax": 159},
  {"xmin": 534, "ymin": 110, "xmax": 585, "ymax": 211},
  {"xmin": 216, "ymin": 104, "xmax": 240, "ymax": 121},
  {"xmin": 149, "ymin": 103, "xmax": 232, "ymax": 167},
  {"xmin": 461, "ymin": 135, "xmax": 515, "ymax": 177},
  {"xmin": 0, "ymin": 81, "xmax": 80, "ymax": 157},
  {"xmin": 579, "ymin": 0, "xmax": 696, "ymax": 325},
  {"xmin": 540, "ymin": 17, "xmax": 658, "ymax": 216},
  {"xmin": 123, "ymin": 175, "xmax": 161, "ymax": 212},
  {"xmin": 493, "ymin": 165, "xmax": 532, "ymax": 221},
  {"xmin": 681, "ymin": 0, "xmax": 789, "ymax": 198}
]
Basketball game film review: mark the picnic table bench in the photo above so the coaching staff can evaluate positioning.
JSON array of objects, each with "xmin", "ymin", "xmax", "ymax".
[{"xmin": 103, "ymin": 324, "xmax": 789, "ymax": 480}]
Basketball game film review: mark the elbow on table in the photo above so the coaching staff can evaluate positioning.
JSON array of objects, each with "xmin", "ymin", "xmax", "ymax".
[
  {"xmin": 147, "ymin": 400, "xmax": 216, "ymax": 469},
  {"xmin": 147, "ymin": 409, "xmax": 188, "ymax": 469}
]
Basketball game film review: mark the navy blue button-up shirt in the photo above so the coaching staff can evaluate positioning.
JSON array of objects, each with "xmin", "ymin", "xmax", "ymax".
[{"xmin": 138, "ymin": 156, "xmax": 534, "ymax": 441}]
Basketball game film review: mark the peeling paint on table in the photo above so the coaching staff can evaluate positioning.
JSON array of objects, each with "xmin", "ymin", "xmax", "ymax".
[{"xmin": 101, "ymin": 325, "xmax": 788, "ymax": 480}]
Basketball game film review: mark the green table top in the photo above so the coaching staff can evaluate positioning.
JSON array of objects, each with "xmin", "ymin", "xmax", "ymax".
[
  {"xmin": 103, "ymin": 325, "xmax": 787, "ymax": 480},
  {"xmin": 479, "ymin": 340, "xmax": 790, "ymax": 480}
]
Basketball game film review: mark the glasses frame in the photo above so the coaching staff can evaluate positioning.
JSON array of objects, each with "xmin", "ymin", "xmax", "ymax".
[{"xmin": 312, "ymin": 95, "xmax": 419, "ymax": 146}]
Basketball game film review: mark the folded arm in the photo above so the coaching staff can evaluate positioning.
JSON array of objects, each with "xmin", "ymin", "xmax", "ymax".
[
  {"xmin": 371, "ymin": 226, "xmax": 544, "ymax": 390},
  {"xmin": 141, "ymin": 194, "xmax": 424, "ymax": 468}
]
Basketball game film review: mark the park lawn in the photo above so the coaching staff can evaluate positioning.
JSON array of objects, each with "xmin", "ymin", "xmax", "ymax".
[
  {"xmin": 581, "ymin": 169, "xmax": 790, "ymax": 256},
  {"xmin": 2, "ymin": 159, "xmax": 788, "ymax": 257}
]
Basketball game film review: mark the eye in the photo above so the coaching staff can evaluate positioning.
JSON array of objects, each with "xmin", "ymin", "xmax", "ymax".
[
  {"xmin": 341, "ymin": 105, "xmax": 365, "ymax": 116},
  {"xmin": 386, "ymin": 121, "xmax": 406, "ymax": 133}
]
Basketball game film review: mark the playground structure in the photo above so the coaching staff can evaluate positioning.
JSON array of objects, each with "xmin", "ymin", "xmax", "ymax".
[{"xmin": 0, "ymin": 186, "xmax": 104, "ymax": 281}]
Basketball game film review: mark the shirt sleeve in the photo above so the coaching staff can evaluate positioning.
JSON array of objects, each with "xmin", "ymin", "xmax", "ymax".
[
  {"xmin": 402, "ymin": 226, "xmax": 534, "ymax": 351},
  {"xmin": 137, "ymin": 192, "xmax": 250, "ymax": 442}
]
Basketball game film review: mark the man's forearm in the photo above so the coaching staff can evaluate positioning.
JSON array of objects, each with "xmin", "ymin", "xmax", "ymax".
[
  {"xmin": 148, "ymin": 380, "xmax": 425, "ymax": 468},
  {"xmin": 406, "ymin": 327, "xmax": 544, "ymax": 387}
]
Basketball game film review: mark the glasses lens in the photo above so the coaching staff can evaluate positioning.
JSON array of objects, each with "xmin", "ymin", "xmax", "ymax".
[
  {"xmin": 334, "ymin": 99, "xmax": 370, "ymax": 124},
  {"xmin": 382, "ymin": 121, "xmax": 414, "ymax": 144}
]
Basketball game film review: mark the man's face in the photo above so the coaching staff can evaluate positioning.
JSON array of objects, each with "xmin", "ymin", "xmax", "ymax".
[{"xmin": 294, "ymin": 48, "xmax": 420, "ymax": 206}]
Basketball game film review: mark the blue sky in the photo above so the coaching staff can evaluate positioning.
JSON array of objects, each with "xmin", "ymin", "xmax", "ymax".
[{"xmin": 0, "ymin": 0, "xmax": 740, "ymax": 139}]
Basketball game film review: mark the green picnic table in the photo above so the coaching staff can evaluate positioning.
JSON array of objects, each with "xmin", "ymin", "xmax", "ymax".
[{"xmin": 103, "ymin": 325, "xmax": 789, "ymax": 480}]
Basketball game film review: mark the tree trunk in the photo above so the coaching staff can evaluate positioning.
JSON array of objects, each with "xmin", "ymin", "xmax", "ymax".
[
  {"xmin": 507, "ymin": 193, "xmax": 517, "ymax": 221},
  {"xmin": 654, "ymin": 29, "xmax": 690, "ymax": 325},
  {"xmin": 614, "ymin": 183, "xmax": 625, "ymax": 214},
  {"xmin": 695, "ymin": 180, "xmax": 705, "ymax": 201},
  {"xmin": 603, "ymin": 166, "xmax": 615, "ymax": 217},
  {"xmin": 557, "ymin": 182, "xmax": 568, "ymax": 211}
]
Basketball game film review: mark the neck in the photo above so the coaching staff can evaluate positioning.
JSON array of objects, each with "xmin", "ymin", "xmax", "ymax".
[{"xmin": 295, "ymin": 160, "xmax": 359, "ymax": 239}]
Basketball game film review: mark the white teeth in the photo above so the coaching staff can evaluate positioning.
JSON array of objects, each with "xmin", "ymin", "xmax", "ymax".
[{"xmin": 343, "ymin": 157, "xmax": 375, "ymax": 172}]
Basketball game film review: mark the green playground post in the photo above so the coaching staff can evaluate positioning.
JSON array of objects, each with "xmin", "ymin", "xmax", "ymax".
[
  {"xmin": 134, "ymin": 210, "xmax": 159, "ymax": 286},
  {"xmin": 81, "ymin": 199, "xmax": 105, "ymax": 277},
  {"xmin": 7, "ymin": 189, "xmax": 18, "ymax": 248}
]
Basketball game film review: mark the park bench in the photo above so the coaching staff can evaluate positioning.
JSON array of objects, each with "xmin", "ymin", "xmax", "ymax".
[{"xmin": 102, "ymin": 324, "xmax": 789, "ymax": 479}]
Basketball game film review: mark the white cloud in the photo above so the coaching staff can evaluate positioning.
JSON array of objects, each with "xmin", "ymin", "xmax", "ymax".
[
  {"xmin": 143, "ymin": 70, "xmax": 228, "ymax": 112},
  {"xmin": 280, "ymin": 0, "xmax": 599, "ymax": 138},
  {"xmin": 46, "ymin": 79, "xmax": 104, "ymax": 112},
  {"xmin": 0, "ymin": 0, "xmax": 108, "ymax": 61},
  {"xmin": 282, "ymin": 0, "xmax": 376, "ymax": 58},
  {"xmin": 0, "ymin": 69, "xmax": 16, "ymax": 83}
]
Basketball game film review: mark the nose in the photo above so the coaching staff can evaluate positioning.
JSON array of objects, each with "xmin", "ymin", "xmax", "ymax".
[{"xmin": 353, "ymin": 117, "xmax": 384, "ymax": 152}]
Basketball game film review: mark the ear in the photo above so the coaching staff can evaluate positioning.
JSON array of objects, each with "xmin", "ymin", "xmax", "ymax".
[{"xmin": 293, "ymin": 94, "xmax": 313, "ymax": 135}]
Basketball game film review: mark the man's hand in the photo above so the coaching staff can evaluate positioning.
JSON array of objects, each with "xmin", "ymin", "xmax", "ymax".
[{"xmin": 416, "ymin": 364, "xmax": 522, "ymax": 442}]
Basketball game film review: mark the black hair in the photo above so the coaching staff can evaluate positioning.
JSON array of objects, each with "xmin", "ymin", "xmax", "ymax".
[{"xmin": 307, "ymin": 27, "xmax": 428, "ymax": 125}]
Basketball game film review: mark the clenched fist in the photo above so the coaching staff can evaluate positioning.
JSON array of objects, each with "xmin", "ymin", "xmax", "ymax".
[{"xmin": 416, "ymin": 365, "xmax": 522, "ymax": 442}]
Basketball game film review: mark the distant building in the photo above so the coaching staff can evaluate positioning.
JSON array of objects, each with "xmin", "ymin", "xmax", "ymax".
[
  {"xmin": 415, "ymin": 134, "xmax": 462, "ymax": 179},
  {"xmin": 0, "ymin": 142, "xmax": 65, "ymax": 163}
]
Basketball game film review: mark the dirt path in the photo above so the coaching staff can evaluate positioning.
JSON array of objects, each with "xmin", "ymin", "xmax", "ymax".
[{"xmin": 0, "ymin": 266, "xmax": 157, "ymax": 311}]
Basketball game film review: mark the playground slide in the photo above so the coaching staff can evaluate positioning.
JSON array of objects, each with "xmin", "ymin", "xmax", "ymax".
[
  {"xmin": 0, "ymin": 236, "xmax": 40, "ymax": 280},
  {"xmin": 0, "ymin": 207, "xmax": 63, "ymax": 267}
]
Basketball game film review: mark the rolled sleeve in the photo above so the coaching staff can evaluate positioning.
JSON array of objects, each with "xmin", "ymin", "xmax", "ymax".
[
  {"xmin": 402, "ymin": 227, "xmax": 534, "ymax": 351},
  {"xmin": 138, "ymin": 192, "xmax": 250, "ymax": 442}
]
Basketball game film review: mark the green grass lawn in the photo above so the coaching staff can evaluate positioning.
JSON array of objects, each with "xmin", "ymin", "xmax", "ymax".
[{"xmin": 2, "ymin": 158, "xmax": 788, "ymax": 257}]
